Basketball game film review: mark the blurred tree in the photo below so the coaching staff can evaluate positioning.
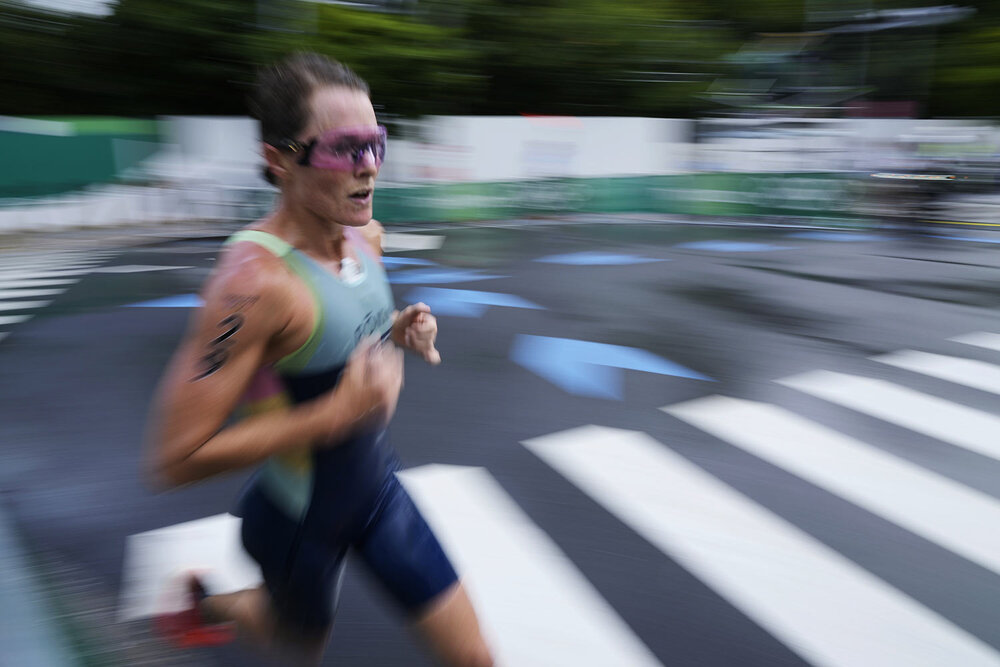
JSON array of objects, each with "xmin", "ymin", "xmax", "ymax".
[
  {"xmin": 0, "ymin": 3, "xmax": 92, "ymax": 113},
  {"xmin": 0, "ymin": 0, "xmax": 993, "ymax": 119},
  {"xmin": 420, "ymin": 0, "xmax": 737, "ymax": 116},
  {"xmin": 280, "ymin": 3, "xmax": 482, "ymax": 117}
]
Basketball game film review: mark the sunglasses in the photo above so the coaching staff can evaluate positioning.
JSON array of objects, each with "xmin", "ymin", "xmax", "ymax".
[{"xmin": 280, "ymin": 125, "xmax": 387, "ymax": 171}]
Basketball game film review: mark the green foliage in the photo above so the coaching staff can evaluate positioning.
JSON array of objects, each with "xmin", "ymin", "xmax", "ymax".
[{"xmin": 0, "ymin": 0, "xmax": 994, "ymax": 118}]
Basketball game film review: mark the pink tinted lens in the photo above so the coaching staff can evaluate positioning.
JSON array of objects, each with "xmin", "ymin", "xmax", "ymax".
[{"xmin": 310, "ymin": 126, "xmax": 386, "ymax": 170}]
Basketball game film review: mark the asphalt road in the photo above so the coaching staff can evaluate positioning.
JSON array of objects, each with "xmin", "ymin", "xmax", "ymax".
[{"xmin": 2, "ymin": 218, "xmax": 1000, "ymax": 666}]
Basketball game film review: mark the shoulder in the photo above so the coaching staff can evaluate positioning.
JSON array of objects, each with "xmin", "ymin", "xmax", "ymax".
[{"xmin": 201, "ymin": 235, "xmax": 295, "ymax": 327}]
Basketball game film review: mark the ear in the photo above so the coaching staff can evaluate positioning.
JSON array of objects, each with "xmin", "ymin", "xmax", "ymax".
[{"xmin": 262, "ymin": 143, "xmax": 291, "ymax": 185}]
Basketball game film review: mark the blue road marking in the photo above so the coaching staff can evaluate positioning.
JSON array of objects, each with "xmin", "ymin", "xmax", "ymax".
[
  {"xmin": 675, "ymin": 241, "xmax": 794, "ymax": 252},
  {"xmin": 929, "ymin": 234, "xmax": 1000, "ymax": 245},
  {"xmin": 405, "ymin": 287, "xmax": 543, "ymax": 318},
  {"xmin": 381, "ymin": 257, "xmax": 437, "ymax": 269},
  {"xmin": 510, "ymin": 334, "xmax": 713, "ymax": 400},
  {"xmin": 788, "ymin": 232, "xmax": 888, "ymax": 242},
  {"xmin": 535, "ymin": 251, "xmax": 664, "ymax": 265},
  {"xmin": 389, "ymin": 269, "xmax": 507, "ymax": 285},
  {"xmin": 125, "ymin": 294, "xmax": 203, "ymax": 308}
]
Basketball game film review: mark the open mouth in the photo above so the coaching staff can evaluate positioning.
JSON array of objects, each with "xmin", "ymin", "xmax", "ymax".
[{"xmin": 349, "ymin": 188, "xmax": 373, "ymax": 203}]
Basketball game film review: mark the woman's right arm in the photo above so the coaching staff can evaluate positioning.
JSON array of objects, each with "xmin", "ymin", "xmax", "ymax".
[{"xmin": 143, "ymin": 251, "xmax": 401, "ymax": 489}]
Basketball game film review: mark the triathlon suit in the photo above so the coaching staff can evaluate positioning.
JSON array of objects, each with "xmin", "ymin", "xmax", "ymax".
[{"xmin": 226, "ymin": 229, "xmax": 457, "ymax": 635}]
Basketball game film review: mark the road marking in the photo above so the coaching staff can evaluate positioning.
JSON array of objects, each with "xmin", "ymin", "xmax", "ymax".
[
  {"xmin": 382, "ymin": 233, "xmax": 445, "ymax": 252},
  {"xmin": 0, "ymin": 289, "xmax": 64, "ymax": 299},
  {"xmin": 927, "ymin": 220, "xmax": 1000, "ymax": 228},
  {"xmin": 398, "ymin": 464, "xmax": 661, "ymax": 667},
  {"xmin": 675, "ymin": 241, "xmax": 793, "ymax": 252},
  {"xmin": 952, "ymin": 332, "xmax": 1000, "ymax": 352},
  {"xmin": 524, "ymin": 425, "xmax": 1000, "ymax": 667},
  {"xmin": 0, "ymin": 279, "xmax": 78, "ymax": 289},
  {"xmin": 0, "ymin": 315, "xmax": 32, "ymax": 325},
  {"xmin": 0, "ymin": 269, "xmax": 98, "ymax": 280},
  {"xmin": 118, "ymin": 514, "xmax": 262, "ymax": 622},
  {"xmin": 875, "ymin": 350, "xmax": 1000, "ymax": 395},
  {"xmin": 0, "ymin": 263, "xmax": 102, "ymax": 277},
  {"xmin": 511, "ymin": 334, "xmax": 711, "ymax": 400},
  {"xmin": 0, "ymin": 300, "xmax": 51, "ymax": 312},
  {"xmin": 778, "ymin": 371, "xmax": 1000, "ymax": 461},
  {"xmin": 388, "ymin": 268, "xmax": 506, "ymax": 285},
  {"xmin": 90, "ymin": 265, "xmax": 192, "ymax": 273},
  {"xmin": 534, "ymin": 251, "xmax": 663, "ymax": 265},
  {"xmin": 125, "ymin": 294, "xmax": 202, "ymax": 308},
  {"xmin": 665, "ymin": 396, "xmax": 1000, "ymax": 575},
  {"xmin": 404, "ymin": 287, "xmax": 543, "ymax": 317}
]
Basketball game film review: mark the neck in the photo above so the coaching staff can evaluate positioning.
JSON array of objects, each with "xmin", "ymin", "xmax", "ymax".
[{"xmin": 263, "ymin": 197, "xmax": 349, "ymax": 262}]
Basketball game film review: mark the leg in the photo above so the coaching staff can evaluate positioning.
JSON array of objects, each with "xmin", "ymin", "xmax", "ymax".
[
  {"xmin": 356, "ymin": 476, "xmax": 494, "ymax": 667},
  {"xmin": 412, "ymin": 581, "xmax": 493, "ymax": 667},
  {"xmin": 194, "ymin": 582, "xmax": 330, "ymax": 665},
  {"xmin": 237, "ymin": 487, "xmax": 346, "ymax": 664}
]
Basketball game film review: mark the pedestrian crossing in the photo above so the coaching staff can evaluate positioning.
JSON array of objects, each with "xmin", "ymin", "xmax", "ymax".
[
  {"xmin": 122, "ymin": 330, "xmax": 1000, "ymax": 666},
  {"xmin": 400, "ymin": 330, "xmax": 1000, "ymax": 666},
  {"xmin": 0, "ymin": 249, "xmax": 117, "ymax": 342}
]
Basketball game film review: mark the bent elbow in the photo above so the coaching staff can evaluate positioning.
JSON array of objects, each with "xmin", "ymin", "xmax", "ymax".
[{"xmin": 142, "ymin": 452, "xmax": 189, "ymax": 491}]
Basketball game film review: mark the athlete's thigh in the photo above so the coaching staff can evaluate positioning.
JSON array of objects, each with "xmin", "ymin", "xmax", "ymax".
[
  {"xmin": 240, "ymin": 486, "xmax": 347, "ymax": 636},
  {"xmin": 354, "ymin": 474, "xmax": 458, "ymax": 614}
]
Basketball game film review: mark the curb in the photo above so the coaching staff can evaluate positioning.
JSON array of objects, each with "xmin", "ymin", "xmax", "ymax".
[{"xmin": 0, "ymin": 504, "xmax": 79, "ymax": 666}]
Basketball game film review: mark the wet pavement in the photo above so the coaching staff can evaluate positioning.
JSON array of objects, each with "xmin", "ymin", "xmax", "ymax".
[{"xmin": 1, "ymin": 216, "xmax": 999, "ymax": 666}]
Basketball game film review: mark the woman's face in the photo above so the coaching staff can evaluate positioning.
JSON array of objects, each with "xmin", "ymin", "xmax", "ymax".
[{"xmin": 284, "ymin": 85, "xmax": 380, "ymax": 228}]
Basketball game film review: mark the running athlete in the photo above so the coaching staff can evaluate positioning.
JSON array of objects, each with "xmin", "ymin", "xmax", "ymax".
[{"xmin": 144, "ymin": 53, "xmax": 493, "ymax": 667}]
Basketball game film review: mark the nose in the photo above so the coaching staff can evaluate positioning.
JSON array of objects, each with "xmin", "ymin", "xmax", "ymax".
[{"xmin": 355, "ymin": 147, "xmax": 378, "ymax": 174}]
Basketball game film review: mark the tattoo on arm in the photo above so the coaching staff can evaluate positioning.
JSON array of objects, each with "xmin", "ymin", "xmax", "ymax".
[{"xmin": 190, "ymin": 294, "xmax": 257, "ymax": 382}]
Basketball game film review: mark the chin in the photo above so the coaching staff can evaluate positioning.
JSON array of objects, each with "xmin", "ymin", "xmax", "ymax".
[{"xmin": 326, "ymin": 205, "xmax": 372, "ymax": 227}]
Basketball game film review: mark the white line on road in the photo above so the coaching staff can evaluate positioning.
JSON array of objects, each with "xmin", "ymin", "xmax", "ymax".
[
  {"xmin": 0, "ymin": 269, "xmax": 98, "ymax": 280},
  {"xmin": 0, "ymin": 279, "xmax": 78, "ymax": 289},
  {"xmin": 0, "ymin": 289, "xmax": 64, "ymax": 299},
  {"xmin": 524, "ymin": 425, "xmax": 1000, "ymax": 667},
  {"xmin": 952, "ymin": 332, "xmax": 1000, "ymax": 352},
  {"xmin": 382, "ymin": 233, "xmax": 445, "ymax": 252},
  {"xmin": 778, "ymin": 371, "xmax": 1000, "ymax": 461},
  {"xmin": 665, "ymin": 396, "xmax": 1000, "ymax": 576},
  {"xmin": 0, "ymin": 315, "xmax": 32, "ymax": 325},
  {"xmin": 0, "ymin": 300, "xmax": 50, "ymax": 312},
  {"xmin": 0, "ymin": 261, "xmax": 104, "ymax": 274},
  {"xmin": 398, "ymin": 464, "xmax": 662, "ymax": 667},
  {"xmin": 89, "ymin": 265, "xmax": 192, "ymax": 273},
  {"xmin": 0, "ymin": 259, "xmax": 100, "ymax": 270},
  {"xmin": 875, "ymin": 350, "xmax": 1000, "ymax": 395}
]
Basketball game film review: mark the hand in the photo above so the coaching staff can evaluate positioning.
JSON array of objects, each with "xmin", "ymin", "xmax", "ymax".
[
  {"xmin": 393, "ymin": 303, "xmax": 441, "ymax": 365},
  {"xmin": 333, "ymin": 337, "xmax": 404, "ymax": 431}
]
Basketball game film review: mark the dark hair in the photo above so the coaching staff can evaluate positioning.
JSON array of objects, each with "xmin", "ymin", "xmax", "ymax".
[{"xmin": 250, "ymin": 52, "xmax": 370, "ymax": 185}]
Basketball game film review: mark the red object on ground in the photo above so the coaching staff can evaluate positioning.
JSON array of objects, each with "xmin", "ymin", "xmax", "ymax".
[{"xmin": 153, "ymin": 576, "xmax": 236, "ymax": 648}]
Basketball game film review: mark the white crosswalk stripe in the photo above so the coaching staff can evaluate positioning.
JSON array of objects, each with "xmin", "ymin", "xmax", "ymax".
[
  {"xmin": 664, "ymin": 395, "xmax": 1000, "ymax": 576},
  {"xmin": 0, "ymin": 300, "xmax": 51, "ymax": 312},
  {"xmin": 0, "ymin": 289, "xmax": 64, "ymax": 299},
  {"xmin": 0, "ymin": 248, "xmax": 117, "ymax": 343},
  {"xmin": 399, "ymin": 465, "xmax": 662, "ymax": 667},
  {"xmin": 778, "ymin": 370, "xmax": 1000, "ymax": 461},
  {"xmin": 875, "ymin": 350, "xmax": 1000, "ymax": 395},
  {"xmin": 951, "ymin": 332, "xmax": 1000, "ymax": 352},
  {"xmin": 0, "ymin": 266, "xmax": 105, "ymax": 279},
  {"xmin": 0, "ymin": 278, "xmax": 80, "ymax": 289},
  {"xmin": 523, "ymin": 425, "xmax": 1000, "ymax": 667}
]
